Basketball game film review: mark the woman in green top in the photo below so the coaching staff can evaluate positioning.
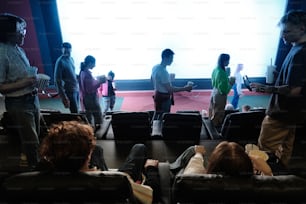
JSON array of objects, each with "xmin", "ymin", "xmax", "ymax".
[{"xmin": 208, "ymin": 53, "xmax": 235, "ymax": 128}]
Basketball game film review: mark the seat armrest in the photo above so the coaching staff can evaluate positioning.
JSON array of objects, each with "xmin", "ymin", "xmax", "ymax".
[
  {"xmin": 202, "ymin": 118, "xmax": 222, "ymax": 140},
  {"xmin": 158, "ymin": 162, "xmax": 172, "ymax": 204}
]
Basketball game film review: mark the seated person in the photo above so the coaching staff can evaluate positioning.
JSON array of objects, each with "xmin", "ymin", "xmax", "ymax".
[
  {"xmin": 169, "ymin": 141, "xmax": 273, "ymax": 177},
  {"xmin": 37, "ymin": 120, "xmax": 161, "ymax": 204},
  {"xmin": 242, "ymin": 104, "xmax": 251, "ymax": 112},
  {"xmin": 225, "ymin": 103, "xmax": 235, "ymax": 111}
]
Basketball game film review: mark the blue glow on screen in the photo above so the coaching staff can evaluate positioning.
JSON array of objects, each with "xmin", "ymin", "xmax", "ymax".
[{"xmin": 56, "ymin": 0, "xmax": 287, "ymax": 80}]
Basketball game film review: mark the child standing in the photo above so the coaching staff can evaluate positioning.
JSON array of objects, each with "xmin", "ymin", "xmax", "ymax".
[
  {"xmin": 99, "ymin": 71, "xmax": 116, "ymax": 115},
  {"xmin": 231, "ymin": 64, "xmax": 244, "ymax": 109}
]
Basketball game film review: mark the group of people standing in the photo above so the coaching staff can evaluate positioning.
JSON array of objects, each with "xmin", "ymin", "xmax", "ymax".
[
  {"xmin": 53, "ymin": 42, "xmax": 117, "ymax": 132},
  {"xmin": 1, "ymin": 9, "xmax": 306, "ymax": 203},
  {"xmin": 151, "ymin": 10, "xmax": 306, "ymax": 170},
  {"xmin": 207, "ymin": 10, "xmax": 306, "ymax": 168}
]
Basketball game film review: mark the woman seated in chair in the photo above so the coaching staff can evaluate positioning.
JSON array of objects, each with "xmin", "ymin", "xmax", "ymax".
[{"xmin": 169, "ymin": 141, "xmax": 274, "ymax": 177}]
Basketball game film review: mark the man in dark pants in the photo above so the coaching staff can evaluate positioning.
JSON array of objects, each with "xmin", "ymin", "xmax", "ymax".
[
  {"xmin": 0, "ymin": 13, "xmax": 40, "ymax": 169},
  {"xmin": 54, "ymin": 42, "xmax": 80, "ymax": 113},
  {"xmin": 151, "ymin": 48, "xmax": 193, "ymax": 119}
]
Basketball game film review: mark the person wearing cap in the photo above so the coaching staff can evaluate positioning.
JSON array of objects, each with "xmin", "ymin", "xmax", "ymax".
[
  {"xmin": 54, "ymin": 42, "xmax": 80, "ymax": 113},
  {"xmin": 0, "ymin": 13, "xmax": 40, "ymax": 169}
]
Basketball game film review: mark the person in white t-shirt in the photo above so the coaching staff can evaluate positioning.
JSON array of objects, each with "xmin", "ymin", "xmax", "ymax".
[{"xmin": 231, "ymin": 63, "xmax": 244, "ymax": 109}]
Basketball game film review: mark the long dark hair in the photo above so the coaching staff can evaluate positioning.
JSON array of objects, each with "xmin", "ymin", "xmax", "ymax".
[
  {"xmin": 217, "ymin": 53, "xmax": 230, "ymax": 70},
  {"xmin": 80, "ymin": 55, "xmax": 95, "ymax": 73}
]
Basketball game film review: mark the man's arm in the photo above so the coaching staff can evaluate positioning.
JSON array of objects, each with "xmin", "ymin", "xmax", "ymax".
[
  {"xmin": 250, "ymin": 82, "xmax": 301, "ymax": 96},
  {"xmin": 164, "ymin": 82, "xmax": 192, "ymax": 93},
  {"xmin": 0, "ymin": 77, "xmax": 37, "ymax": 94}
]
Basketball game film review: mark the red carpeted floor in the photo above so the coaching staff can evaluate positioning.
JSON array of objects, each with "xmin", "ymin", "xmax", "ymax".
[{"xmin": 117, "ymin": 90, "xmax": 269, "ymax": 113}]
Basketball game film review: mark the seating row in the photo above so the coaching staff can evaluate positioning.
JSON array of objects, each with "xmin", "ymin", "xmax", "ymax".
[
  {"xmin": 1, "ymin": 162, "xmax": 306, "ymax": 203},
  {"xmin": 110, "ymin": 111, "xmax": 203, "ymax": 141},
  {"xmin": 203, "ymin": 110, "xmax": 266, "ymax": 145}
]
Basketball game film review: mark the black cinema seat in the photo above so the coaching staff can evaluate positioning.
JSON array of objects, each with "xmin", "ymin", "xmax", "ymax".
[
  {"xmin": 161, "ymin": 112, "xmax": 202, "ymax": 142},
  {"xmin": 1, "ymin": 171, "xmax": 136, "ymax": 203},
  {"xmin": 203, "ymin": 111, "xmax": 265, "ymax": 145},
  {"xmin": 172, "ymin": 173, "xmax": 306, "ymax": 204},
  {"xmin": 111, "ymin": 111, "xmax": 152, "ymax": 140},
  {"xmin": 40, "ymin": 112, "xmax": 89, "ymax": 137}
]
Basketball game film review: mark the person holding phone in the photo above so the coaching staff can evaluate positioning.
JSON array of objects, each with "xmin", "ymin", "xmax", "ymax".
[{"xmin": 250, "ymin": 10, "xmax": 306, "ymax": 167}]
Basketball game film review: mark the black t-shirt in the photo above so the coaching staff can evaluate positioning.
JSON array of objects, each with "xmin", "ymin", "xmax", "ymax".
[{"xmin": 267, "ymin": 42, "xmax": 306, "ymax": 124}]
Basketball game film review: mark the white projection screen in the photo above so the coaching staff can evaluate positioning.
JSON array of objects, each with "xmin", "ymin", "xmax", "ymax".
[{"xmin": 56, "ymin": 0, "xmax": 287, "ymax": 80}]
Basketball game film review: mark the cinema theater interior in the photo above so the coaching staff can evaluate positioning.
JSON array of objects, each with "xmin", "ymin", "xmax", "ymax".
[{"xmin": 0, "ymin": 0, "xmax": 306, "ymax": 203}]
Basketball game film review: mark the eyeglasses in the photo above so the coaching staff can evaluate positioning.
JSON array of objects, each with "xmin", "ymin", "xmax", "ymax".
[{"xmin": 16, "ymin": 21, "xmax": 26, "ymax": 36}]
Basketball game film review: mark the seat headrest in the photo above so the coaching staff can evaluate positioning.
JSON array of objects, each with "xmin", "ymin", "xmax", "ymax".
[
  {"xmin": 2, "ymin": 171, "xmax": 135, "ymax": 203},
  {"xmin": 172, "ymin": 173, "xmax": 306, "ymax": 203}
]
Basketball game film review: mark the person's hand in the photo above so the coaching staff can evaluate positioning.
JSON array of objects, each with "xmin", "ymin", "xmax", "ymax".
[
  {"xmin": 144, "ymin": 159, "xmax": 159, "ymax": 168},
  {"xmin": 249, "ymin": 155, "xmax": 273, "ymax": 176},
  {"xmin": 229, "ymin": 76, "xmax": 236, "ymax": 86},
  {"xmin": 97, "ymin": 75, "xmax": 107, "ymax": 84},
  {"xmin": 62, "ymin": 97, "xmax": 70, "ymax": 108},
  {"xmin": 250, "ymin": 82, "xmax": 265, "ymax": 92},
  {"xmin": 184, "ymin": 85, "xmax": 193, "ymax": 92},
  {"xmin": 194, "ymin": 145, "xmax": 206, "ymax": 155},
  {"xmin": 21, "ymin": 76, "xmax": 38, "ymax": 87}
]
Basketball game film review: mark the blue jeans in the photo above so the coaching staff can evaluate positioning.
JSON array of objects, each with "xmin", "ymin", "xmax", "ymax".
[
  {"xmin": 102, "ymin": 95, "xmax": 116, "ymax": 114},
  {"xmin": 231, "ymin": 84, "xmax": 239, "ymax": 109},
  {"xmin": 66, "ymin": 91, "xmax": 80, "ymax": 113},
  {"xmin": 5, "ymin": 94, "xmax": 40, "ymax": 167}
]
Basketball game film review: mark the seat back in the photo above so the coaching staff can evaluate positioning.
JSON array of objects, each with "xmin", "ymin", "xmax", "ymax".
[
  {"xmin": 220, "ymin": 111, "xmax": 265, "ymax": 144},
  {"xmin": 172, "ymin": 173, "xmax": 306, "ymax": 204},
  {"xmin": 1, "ymin": 171, "xmax": 136, "ymax": 203},
  {"xmin": 111, "ymin": 111, "xmax": 152, "ymax": 140},
  {"xmin": 161, "ymin": 113, "xmax": 202, "ymax": 142},
  {"xmin": 40, "ymin": 112, "xmax": 89, "ymax": 138}
]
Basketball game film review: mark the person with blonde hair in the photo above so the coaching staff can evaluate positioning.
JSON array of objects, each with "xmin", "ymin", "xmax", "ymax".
[{"xmin": 231, "ymin": 63, "xmax": 244, "ymax": 109}]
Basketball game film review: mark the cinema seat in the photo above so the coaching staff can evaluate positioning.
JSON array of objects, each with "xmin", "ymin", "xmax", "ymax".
[
  {"xmin": 203, "ymin": 111, "xmax": 265, "ymax": 145},
  {"xmin": 172, "ymin": 173, "xmax": 306, "ymax": 204},
  {"xmin": 111, "ymin": 111, "xmax": 152, "ymax": 141},
  {"xmin": 1, "ymin": 171, "xmax": 136, "ymax": 203},
  {"xmin": 161, "ymin": 113, "xmax": 202, "ymax": 142},
  {"xmin": 40, "ymin": 112, "xmax": 89, "ymax": 138}
]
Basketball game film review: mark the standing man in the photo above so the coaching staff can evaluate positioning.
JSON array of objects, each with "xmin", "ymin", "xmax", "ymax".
[
  {"xmin": 151, "ymin": 48, "xmax": 192, "ymax": 116},
  {"xmin": 54, "ymin": 42, "xmax": 80, "ymax": 113},
  {"xmin": 0, "ymin": 13, "xmax": 40, "ymax": 169},
  {"xmin": 250, "ymin": 10, "xmax": 306, "ymax": 167}
]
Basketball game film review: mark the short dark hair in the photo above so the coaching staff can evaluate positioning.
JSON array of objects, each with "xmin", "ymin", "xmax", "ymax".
[
  {"xmin": 279, "ymin": 10, "xmax": 306, "ymax": 29},
  {"xmin": 0, "ymin": 13, "xmax": 26, "ymax": 43},
  {"xmin": 161, "ymin": 48, "xmax": 174, "ymax": 59},
  {"xmin": 62, "ymin": 42, "xmax": 72, "ymax": 49},
  {"xmin": 108, "ymin": 71, "xmax": 115, "ymax": 78}
]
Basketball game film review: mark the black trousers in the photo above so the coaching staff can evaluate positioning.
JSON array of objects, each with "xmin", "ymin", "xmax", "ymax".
[{"xmin": 91, "ymin": 144, "xmax": 147, "ymax": 182}]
